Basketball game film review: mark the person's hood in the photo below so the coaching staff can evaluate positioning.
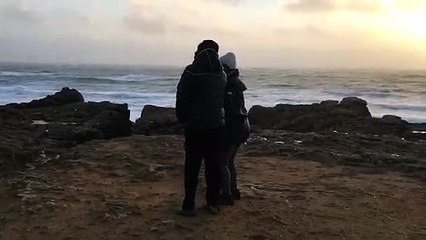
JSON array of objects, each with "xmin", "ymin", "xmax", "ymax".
[
  {"xmin": 220, "ymin": 52, "xmax": 237, "ymax": 69},
  {"xmin": 192, "ymin": 48, "xmax": 223, "ymax": 73},
  {"xmin": 225, "ymin": 67, "xmax": 240, "ymax": 79},
  {"xmin": 225, "ymin": 67, "xmax": 247, "ymax": 92}
]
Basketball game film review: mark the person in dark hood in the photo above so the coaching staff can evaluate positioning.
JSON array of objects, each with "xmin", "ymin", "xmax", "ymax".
[
  {"xmin": 176, "ymin": 40, "xmax": 227, "ymax": 216},
  {"xmin": 219, "ymin": 52, "xmax": 250, "ymax": 203}
]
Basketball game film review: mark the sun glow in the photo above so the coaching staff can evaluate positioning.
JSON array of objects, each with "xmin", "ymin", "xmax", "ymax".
[
  {"xmin": 352, "ymin": 1, "xmax": 426, "ymax": 50},
  {"xmin": 379, "ymin": 10, "xmax": 426, "ymax": 51},
  {"xmin": 385, "ymin": 1, "xmax": 426, "ymax": 42},
  {"xmin": 394, "ymin": 13, "xmax": 426, "ymax": 39}
]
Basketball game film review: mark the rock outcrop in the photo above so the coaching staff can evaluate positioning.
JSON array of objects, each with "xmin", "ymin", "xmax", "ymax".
[
  {"xmin": 131, "ymin": 97, "xmax": 424, "ymax": 139},
  {"xmin": 0, "ymin": 88, "xmax": 132, "ymax": 171},
  {"xmin": 8, "ymin": 87, "xmax": 84, "ymax": 108},
  {"xmin": 247, "ymin": 97, "xmax": 419, "ymax": 137},
  {"xmin": 133, "ymin": 105, "xmax": 182, "ymax": 135},
  {"xmin": 2, "ymin": 90, "xmax": 424, "ymax": 172},
  {"xmin": 249, "ymin": 97, "xmax": 373, "ymax": 132}
]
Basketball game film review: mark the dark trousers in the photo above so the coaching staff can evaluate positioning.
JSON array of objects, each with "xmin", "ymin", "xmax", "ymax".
[
  {"xmin": 182, "ymin": 127, "xmax": 225, "ymax": 210},
  {"xmin": 221, "ymin": 142, "xmax": 241, "ymax": 196},
  {"xmin": 228, "ymin": 143, "xmax": 241, "ymax": 193}
]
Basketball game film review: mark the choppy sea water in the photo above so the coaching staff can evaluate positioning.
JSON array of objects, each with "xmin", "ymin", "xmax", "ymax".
[{"xmin": 0, "ymin": 63, "xmax": 425, "ymax": 122}]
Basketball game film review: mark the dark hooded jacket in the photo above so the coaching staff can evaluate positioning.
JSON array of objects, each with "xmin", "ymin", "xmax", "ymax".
[
  {"xmin": 223, "ymin": 66, "xmax": 250, "ymax": 143},
  {"xmin": 176, "ymin": 48, "xmax": 227, "ymax": 129}
]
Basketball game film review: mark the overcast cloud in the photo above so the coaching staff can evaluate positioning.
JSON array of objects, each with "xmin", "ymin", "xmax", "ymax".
[{"xmin": 0, "ymin": 0, "xmax": 425, "ymax": 68}]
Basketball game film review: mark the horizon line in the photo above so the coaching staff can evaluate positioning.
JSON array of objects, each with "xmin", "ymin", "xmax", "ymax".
[{"xmin": 0, "ymin": 61, "xmax": 425, "ymax": 72}]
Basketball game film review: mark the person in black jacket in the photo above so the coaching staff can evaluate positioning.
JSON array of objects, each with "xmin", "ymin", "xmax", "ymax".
[
  {"xmin": 220, "ymin": 52, "xmax": 250, "ymax": 202},
  {"xmin": 176, "ymin": 40, "xmax": 227, "ymax": 216}
]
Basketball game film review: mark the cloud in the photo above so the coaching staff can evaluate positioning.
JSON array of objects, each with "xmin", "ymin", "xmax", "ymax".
[
  {"xmin": 274, "ymin": 24, "xmax": 326, "ymax": 36},
  {"xmin": 282, "ymin": 0, "xmax": 384, "ymax": 13},
  {"xmin": 0, "ymin": 0, "xmax": 425, "ymax": 68},
  {"xmin": 0, "ymin": 0, "xmax": 41, "ymax": 24},
  {"xmin": 124, "ymin": 0, "xmax": 243, "ymax": 36},
  {"xmin": 123, "ymin": 1, "xmax": 166, "ymax": 34},
  {"xmin": 283, "ymin": 0, "xmax": 335, "ymax": 12},
  {"xmin": 124, "ymin": 14, "xmax": 165, "ymax": 34},
  {"xmin": 395, "ymin": 0, "xmax": 426, "ymax": 10},
  {"xmin": 176, "ymin": 24, "xmax": 240, "ymax": 37},
  {"xmin": 344, "ymin": 1, "xmax": 383, "ymax": 13},
  {"xmin": 205, "ymin": 0, "xmax": 244, "ymax": 5}
]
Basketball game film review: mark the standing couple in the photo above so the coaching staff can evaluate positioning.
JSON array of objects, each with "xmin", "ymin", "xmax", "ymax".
[{"xmin": 176, "ymin": 40, "xmax": 250, "ymax": 216}]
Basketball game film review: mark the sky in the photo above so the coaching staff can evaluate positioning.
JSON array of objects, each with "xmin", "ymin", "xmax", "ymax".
[{"xmin": 0, "ymin": 0, "xmax": 426, "ymax": 68}]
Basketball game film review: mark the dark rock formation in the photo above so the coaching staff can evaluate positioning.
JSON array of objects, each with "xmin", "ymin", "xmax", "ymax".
[
  {"xmin": 0, "ymin": 88, "xmax": 132, "ymax": 171},
  {"xmin": 380, "ymin": 115, "xmax": 406, "ymax": 125},
  {"xmin": 133, "ymin": 105, "xmax": 182, "ymax": 135},
  {"xmin": 8, "ymin": 87, "xmax": 84, "ymax": 108},
  {"xmin": 131, "ymin": 97, "xmax": 424, "ymax": 140},
  {"xmin": 247, "ymin": 97, "xmax": 422, "ymax": 137},
  {"xmin": 2, "ymin": 90, "xmax": 424, "ymax": 174},
  {"xmin": 368, "ymin": 115, "xmax": 409, "ymax": 136},
  {"xmin": 405, "ymin": 123, "xmax": 426, "ymax": 141},
  {"xmin": 249, "ymin": 97, "xmax": 373, "ymax": 133}
]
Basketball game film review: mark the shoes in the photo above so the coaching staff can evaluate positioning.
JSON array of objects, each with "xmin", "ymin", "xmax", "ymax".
[
  {"xmin": 219, "ymin": 194, "xmax": 235, "ymax": 206},
  {"xmin": 180, "ymin": 199, "xmax": 197, "ymax": 217},
  {"xmin": 178, "ymin": 208, "xmax": 197, "ymax": 217},
  {"xmin": 179, "ymin": 205, "xmax": 221, "ymax": 216},
  {"xmin": 232, "ymin": 189, "xmax": 241, "ymax": 200},
  {"xmin": 204, "ymin": 205, "xmax": 220, "ymax": 215}
]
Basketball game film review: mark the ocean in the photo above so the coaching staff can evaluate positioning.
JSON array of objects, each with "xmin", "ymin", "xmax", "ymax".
[{"xmin": 0, "ymin": 63, "xmax": 425, "ymax": 123}]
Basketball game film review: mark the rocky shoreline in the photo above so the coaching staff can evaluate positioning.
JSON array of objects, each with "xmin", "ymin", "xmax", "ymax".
[
  {"xmin": 1, "ymin": 88, "xmax": 425, "ymax": 239},
  {"xmin": 0, "ymin": 88, "xmax": 132, "ymax": 171},
  {"xmin": 0, "ymin": 87, "xmax": 425, "ymax": 177},
  {"xmin": 133, "ymin": 97, "xmax": 425, "ymax": 179}
]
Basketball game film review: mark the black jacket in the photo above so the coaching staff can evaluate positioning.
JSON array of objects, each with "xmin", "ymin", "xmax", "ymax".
[
  {"xmin": 176, "ymin": 49, "xmax": 227, "ymax": 129},
  {"xmin": 223, "ymin": 66, "xmax": 250, "ymax": 143},
  {"xmin": 224, "ymin": 67, "xmax": 247, "ymax": 120}
]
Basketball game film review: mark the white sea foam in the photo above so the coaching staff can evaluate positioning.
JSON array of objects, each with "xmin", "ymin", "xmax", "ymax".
[
  {"xmin": 0, "ymin": 71, "xmax": 54, "ymax": 77},
  {"xmin": 0, "ymin": 64, "xmax": 425, "ymax": 122},
  {"xmin": 412, "ymin": 131, "xmax": 426, "ymax": 134}
]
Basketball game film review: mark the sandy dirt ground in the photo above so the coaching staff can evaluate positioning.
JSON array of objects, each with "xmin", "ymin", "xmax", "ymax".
[{"xmin": 0, "ymin": 135, "xmax": 425, "ymax": 240}]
